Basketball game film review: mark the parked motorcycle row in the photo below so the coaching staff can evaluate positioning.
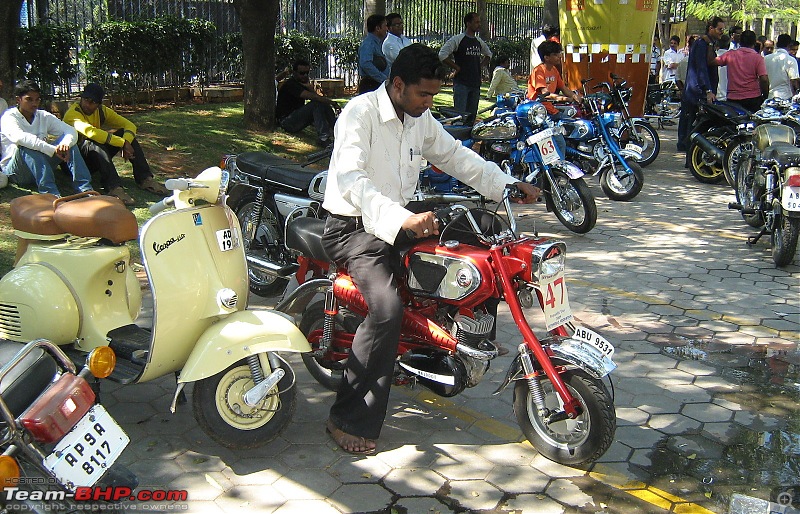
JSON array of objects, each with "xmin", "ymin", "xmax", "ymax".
[{"xmin": 689, "ymin": 95, "xmax": 800, "ymax": 266}]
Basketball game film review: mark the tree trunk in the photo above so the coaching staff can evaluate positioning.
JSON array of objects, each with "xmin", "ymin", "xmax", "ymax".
[
  {"xmin": 0, "ymin": 0, "xmax": 24, "ymax": 100},
  {"xmin": 477, "ymin": 0, "xmax": 488, "ymax": 38},
  {"xmin": 363, "ymin": 0, "xmax": 386, "ymax": 33},
  {"xmin": 235, "ymin": 0, "xmax": 279, "ymax": 130},
  {"xmin": 543, "ymin": 0, "xmax": 559, "ymax": 29}
]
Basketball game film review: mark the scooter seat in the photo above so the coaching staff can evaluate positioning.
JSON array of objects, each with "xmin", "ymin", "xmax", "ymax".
[
  {"xmin": 762, "ymin": 142, "xmax": 800, "ymax": 167},
  {"xmin": 443, "ymin": 125, "xmax": 473, "ymax": 140},
  {"xmin": 53, "ymin": 194, "xmax": 139, "ymax": 243},
  {"xmin": 0, "ymin": 341, "xmax": 58, "ymax": 418},
  {"xmin": 285, "ymin": 217, "xmax": 329, "ymax": 262},
  {"xmin": 10, "ymin": 194, "xmax": 64, "ymax": 236},
  {"xmin": 236, "ymin": 152, "xmax": 320, "ymax": 192}
]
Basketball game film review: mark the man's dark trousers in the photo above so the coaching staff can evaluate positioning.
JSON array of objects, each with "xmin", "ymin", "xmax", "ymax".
[
  {"xmin": 80, "ymin": 128, "xmax": 151, "ymax": 191},
  {"xmin": 321, "ymin": 215, "xmax": 404, "ymax": 440},
  {"xmin": 280, "ymin": 102, "xmax": 336, "ymax": 142}
]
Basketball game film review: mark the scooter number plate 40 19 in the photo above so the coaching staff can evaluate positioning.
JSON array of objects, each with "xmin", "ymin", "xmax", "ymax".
[
  {"xmin": 43, "ymin": 405, "xmax": 129, "ymax": 490},
  {"xmin": 539, "ymin": 268, "xmax": 574, "ymax": 331},
  {"xmin": 526, "ymin": 129, "xmax": 560, "ymax": 166},
  {"xmin": 781, "ymin": 186, "xmax": 800, "ymax": 212}
]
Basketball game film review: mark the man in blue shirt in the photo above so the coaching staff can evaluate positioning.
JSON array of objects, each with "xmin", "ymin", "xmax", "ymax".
[
  {"xmin": 358, "ymin": 14, "xmax": 389, "ymax": 94},
  {"xmin": 678, "ymin": 17, "xmax": 724, "ymax": 154},
  {"xmin": 439, "ymin": 12, "xmax": 492, "ymax": 121}
]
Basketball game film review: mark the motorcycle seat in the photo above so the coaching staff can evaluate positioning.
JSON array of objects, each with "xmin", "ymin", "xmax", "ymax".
[
  {"xmin": 0, "ymin": 341, "xmax": 58, "ymax": 418},
  {"xmin": 443, "ymin": 125, "xmax": 473, "ymax": 140},
  {"xmin": 236, "ymin": 151, "xmax": 320, "ymax": 192},
  {"xmin": 762, "ymin": 142, "xmax": 800, "ymax": 166},
  {"xmin": 11, "ymin": 193, "xmax": 138, "ymax": 244},
  {"xmin": 285, "ymin": 217, "xmax": 330, "ymax": 262}
]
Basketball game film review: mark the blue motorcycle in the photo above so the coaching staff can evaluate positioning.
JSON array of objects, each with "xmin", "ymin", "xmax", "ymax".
[
  {"xmin": 558, "ymin": 92, "xmax": 645, "ymax": 201},
  {"xmin": 472, "ymin": 93, "xmax": 598, "ymax": 233}
]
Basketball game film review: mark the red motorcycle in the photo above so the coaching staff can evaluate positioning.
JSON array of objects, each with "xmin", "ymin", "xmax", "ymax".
[{"xmin": 276, "ymin": 187, "xmax": 616, "ymax": 465}]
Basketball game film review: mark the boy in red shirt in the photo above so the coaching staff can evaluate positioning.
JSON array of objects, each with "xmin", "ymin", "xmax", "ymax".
[{"xmin": 527, "ymin": 40, "xmax": 581, "ymax": 118}]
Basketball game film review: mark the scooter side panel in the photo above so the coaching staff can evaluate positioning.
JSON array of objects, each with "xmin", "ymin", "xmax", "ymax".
[
  {"xmin": 138, "ymin": 204, "xmax": 248, "ymax": 382},
  {"xmin": 177, "ymin": 310, "xmax": 311, "ymax": 383}
]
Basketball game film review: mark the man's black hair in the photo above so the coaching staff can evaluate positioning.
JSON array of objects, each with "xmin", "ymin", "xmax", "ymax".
[
  {"xmin": 670, "ymin": 35, "xmax": 680, "ymax": 43},
  {"xmin": 386, "ymin": 13, "xmax": 402, "ymax": 26},
  {"xmin": 464, "ymin": 12, "xmax": 479, "ymax": 25},
  {"xmin": 538, "ymin": 40, "xmax": 562, "ymax": 62},
  {"xmin": 390, "ymin": 43, "xmax": 448, "ymax": 84},
  {"xmin": 740, "ymin": 30, "xmax": 757, "ymax": 48},
  {"xmin": 706, "ymin": 17, "xmax": 724, "ymax": 32},
  {"xmin": 14, "ymin": 80, "xmax": 41, "ymax": 98},
  {"xmin": 542, "ymin": 24, "xmax": 559, "ymax": 39},
  {"xmin": 492, "ymin": 53, "xmax": 510, "ymax": 68},
  {"xmin": 366, "ymin": 14, "xmax": 386, "ymax": 33},
  {"xmin": 776, "ymin": 34, "xmax": 792, "ymax": 49},
  {"xmin": 293, "ymin": 59, "xmax": 310, "ymax": 71},
  {"xmin": 729, "ymin": 26, "xmax": 742, "ymax": 36}
]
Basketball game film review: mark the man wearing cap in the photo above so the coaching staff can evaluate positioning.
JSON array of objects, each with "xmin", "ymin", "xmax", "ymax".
[{"xmin": 63, "ymin": 83, "xmax": 168, "ymax": 205}]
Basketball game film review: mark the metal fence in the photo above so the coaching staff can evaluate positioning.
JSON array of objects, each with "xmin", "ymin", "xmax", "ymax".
[{"xmin": 20, "ymin": 0, "xmax": 541, "ymax": 93}]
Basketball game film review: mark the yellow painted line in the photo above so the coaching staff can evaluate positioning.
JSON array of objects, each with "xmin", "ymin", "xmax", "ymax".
[
  {"xmin": 403, "ymin": 389, "xmax": 720, "ymax": 513},
  {"xmin": 568, "ymin": 278, "xmax": 800, "ymax": 341}
]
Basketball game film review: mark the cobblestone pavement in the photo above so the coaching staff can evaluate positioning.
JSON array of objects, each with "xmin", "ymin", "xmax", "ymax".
[{"xmin": 102, "ymin": 124, "xmax": 799, "ymax": 513}]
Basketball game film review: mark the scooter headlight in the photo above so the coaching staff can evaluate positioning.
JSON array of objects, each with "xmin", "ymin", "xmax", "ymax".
[{"xmin": 527, "ymin": 103, "xmax": 548, "ymax": 128}]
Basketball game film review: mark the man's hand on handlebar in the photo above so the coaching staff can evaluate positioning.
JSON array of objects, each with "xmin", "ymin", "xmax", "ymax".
[
  {"xmin": 508, "ymin": 182, "xmax": 541, "ymax": 204},
  {"xmin": 402, "ymin": 211, "xmax": 439, "ymax": 239}
]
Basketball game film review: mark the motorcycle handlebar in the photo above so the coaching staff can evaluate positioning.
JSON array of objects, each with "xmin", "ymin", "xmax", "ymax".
[
  {"xmin": 149, "ymin": 197, "xmax": 175, "ymax": 215},
  {"xmin": 165, "ymin": 178, "xmax": 191, "ymax": 191}
]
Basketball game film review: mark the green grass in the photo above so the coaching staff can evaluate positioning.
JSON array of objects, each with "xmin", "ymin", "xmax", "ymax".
[{"xmin": 0, "ymin": 81, "xmax": 519, "ymax": 276}]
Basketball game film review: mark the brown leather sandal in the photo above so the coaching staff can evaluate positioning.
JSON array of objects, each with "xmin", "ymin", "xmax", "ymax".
[{"xmin": 325, "ymin": 419, "xmax": 376, "ymax": 455}]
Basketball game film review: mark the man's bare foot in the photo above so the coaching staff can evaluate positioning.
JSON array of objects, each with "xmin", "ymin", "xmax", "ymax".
[{"xmin": 325, "ymin": 419, "xmax": 376, "ymax": 455}]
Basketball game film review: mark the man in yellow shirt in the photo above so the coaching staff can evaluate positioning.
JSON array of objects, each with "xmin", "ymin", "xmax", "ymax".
[{"xmin": 63, "ymin": 83, "xmax": 168, "ymax": 205}]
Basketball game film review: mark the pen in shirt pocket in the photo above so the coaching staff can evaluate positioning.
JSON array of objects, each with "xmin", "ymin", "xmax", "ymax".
[{"xmin": 409, "ymin": 148, "xmax": 421, "ymax": 161}]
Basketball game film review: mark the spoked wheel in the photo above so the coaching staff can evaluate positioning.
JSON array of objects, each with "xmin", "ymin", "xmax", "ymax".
[
  {"xmin": 235, "ymin": 198, "xmax": 290, "ymax": 297},
  {"xmin": 299, "ymin": 300, "xmax": 362, "ymax": 391},
  {"xmin": 599, "ymin": 158, "xmax": 644, "ymax": 201},
  {"xmin": 723, "ymin": 136, "xmax": 753, "ymax": 189},
  {"xmin": 735, "ymin": 157, "xmax": 765, "ymax": 228},
  {"xmin": 513, "ymin": 368, "xmax": 616, "ymax": 466},
  {"xmin": 619, "ymin": 121, "xmax": 660, "ymax": 167},
  {"xmin": 546, "ymin": 170, "xmax": 597, "ymax": 234},
  {"xmin": 772, "ymin": 214, "xmax": 800, "ymax": 267},
  {"xmin": 689, "ymin": 133, "xmax": 727, "ymax": 184},
  {"xmin": 193, "ymin": 355, "xmax": 296, "ymax": 449}
]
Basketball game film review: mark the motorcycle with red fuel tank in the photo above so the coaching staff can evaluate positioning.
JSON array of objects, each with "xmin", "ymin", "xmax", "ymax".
[{"xmin": 275, "ymin": 186, "xmax": 617, "ymax": 465}]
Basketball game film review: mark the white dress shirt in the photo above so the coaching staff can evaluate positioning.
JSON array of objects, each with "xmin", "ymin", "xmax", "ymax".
[
  {"xmin": 0, "ymin": 108, "xmax": 78, "ymax": 171},
  {"xmin": 765, "ymin": 48, "xmax": 800, "ymax": 99},
  {"xmin": 661, "ymin": 48, "xmax": 684, "ymax": 83},
  {"xmin": 323, "ymin": 85, "xmax": 516, "ymax": 244},
  {"xmin": 382, "ymin": 33, "xmax": 411, "ymax": 66}
]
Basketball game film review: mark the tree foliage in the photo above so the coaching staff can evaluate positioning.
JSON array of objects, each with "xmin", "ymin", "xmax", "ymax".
[
  {"xmin": 687, "ymin": 0, "xmax": 800, "ymax": 25},
  {"xmin": 0, "ymin": 0, "xmax": 25, "ymax": 99},
  {"xmin": 17, "ymin": 23, "xmax": 78, "ymax": 98}
]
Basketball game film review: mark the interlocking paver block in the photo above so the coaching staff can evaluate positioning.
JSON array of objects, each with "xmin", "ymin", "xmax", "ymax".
[
  {"xmin": 327, "ymin": 483, "xmax": 395, "ymax": 513},
  {"xmin": 733, "ymin": 410, "xmax": 786, "ymax": 431},
  {"xmin": 702, "ymin": 422, "xmax": 742, "ymax": 445},
  {"xmin": 616, "ymin": 407, "xmax": 651, "ymax": 426},
  {"xmin": 545, "ymin": 478, "xmax": 596, "ymax": 508},
  {"xmin": 325, "ymin": 454, "xmax": 391, "ymax": 483},
  {"xmin": 615, "ymin": 425, "xmax": 666, "ymax": 449},
  {"xmin": 446, "ymin": 479, "xmax": 503, "ymax": 510},
  {"xmin": 392, "ymin": 497, "xmax": 451, "ymax": 513},
  {"xmin": 383, "ymin": 468, "xmax": 447, "ymax": 497},
  {"xmin": 273, "ymin": 469, "xmax": 341, "ymax": 500},
  {"xmin": 504, "ymin": 493, "xmax": 566, "ymax": 513},
  {"xmin": 486, "ymin": 465, "xmax": 550, "ymax": 493},
  {"xmin": 271, "ymin": 499, "xmax": 341, "ymax": 514},
  {"xmin": 647, "ymin": 413, "xmax": 702, "ymax": 434},
  {"xmin": 682, "ymin": 402, "xmax": 734, "ymax": 423}
]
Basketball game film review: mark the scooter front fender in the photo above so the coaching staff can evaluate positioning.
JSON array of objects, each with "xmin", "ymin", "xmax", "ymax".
[{"xmin": 178, "ymin": 310, "xmax": 311, "ymax": 383}]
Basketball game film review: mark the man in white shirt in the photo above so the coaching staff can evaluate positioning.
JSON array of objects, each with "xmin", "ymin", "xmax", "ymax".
[
  {"xmin": 0, "ymin": 80, "xmax": 93, "ymax": 196},
  {"xmin": 381, "ymin": 13, "xmax": 411, "ymax": 70},
  {"xmin": 529, "ymin": 24, "xmax": 559, "ymax": 72},
  {"xmin": 321, "ymin": 43, "xmax": 540, "ymax": 455},
  {"xmin": 660, "ymin": 35, "xmax": 683, "ymax": 83},
  {"xmin": 765, "ymin": 34, "xmax": 800, "ymax": 99}
]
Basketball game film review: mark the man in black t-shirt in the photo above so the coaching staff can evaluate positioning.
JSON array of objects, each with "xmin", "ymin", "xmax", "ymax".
[
  {"xmin": 276, "ymin": 60, "xmax": 340, "ymax": 146},
  {"xmin": 438, "ymin": 12, "xmax": 492, "ymax": 120}
]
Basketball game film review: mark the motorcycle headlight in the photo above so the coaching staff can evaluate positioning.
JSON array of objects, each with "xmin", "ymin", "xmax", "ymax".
[
  {"xmin": 530, "ymin": 241, "xmax": 567, "ymax": 283},
  {"xmin": 527, "ymin": 103, "xmax": 548, "ymax": 128}
]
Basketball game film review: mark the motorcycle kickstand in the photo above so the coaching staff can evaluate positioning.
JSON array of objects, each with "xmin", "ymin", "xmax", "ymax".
[{"xmin": 747, "ymin": 228, "xmax": 768, "ymax": 246}]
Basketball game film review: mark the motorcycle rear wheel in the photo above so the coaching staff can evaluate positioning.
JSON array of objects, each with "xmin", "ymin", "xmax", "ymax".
[
  {"xmin": 193, "ymin": 355, "xmax": 296, "ymax": 449},
  {"xmin": 688, "ymin": 134, "xmax": 727, "ymax": 184},
  {"xmin": 600, "ymin": 158, "xmax": 644, "ymax": 201},
  {"xmin": 735, "ymin": 157, "xmax": 765, "ymax": 228},
  {"xmin": 546, "ymin": 170, "xmax": 597, "ymax": 234},
  {"xmin": 620, "ymin": 121, "xmax": 660, "ymax": 167},
  {"xmin": 772, "ymin": 214, "xmax": 800, "ymax": 267},
  {"xmin": 723, "ymin": 136, "xmax": 753, "ymax": 190},
  {"xmin": 300, "ymin": 300, "xmax": 362, "ymax": 392},
  {"xmin": 235, "ymin": 198, "xmax": 290, "ymax": 297},
  {"xmin": 513, "ymin": 368, "xmax": 615, "ymax": 466}
]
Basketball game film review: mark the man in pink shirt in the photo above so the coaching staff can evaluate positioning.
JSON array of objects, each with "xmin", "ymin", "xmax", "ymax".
[{"xmin": 714, "ymin": 30, "xmax": 769, "ymax": 112}]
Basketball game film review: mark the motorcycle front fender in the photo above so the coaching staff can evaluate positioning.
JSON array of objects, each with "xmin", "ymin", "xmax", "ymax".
[
  {"xmin": 618, "ymin": 148, "xmax": 643, "ymax": 161},
  {"xmin": 178, "ymin": 310, "xmax": 311, "ymax": 383},
  {"xmin": 556, "ymin": 160, "xmax": 585, "ymax": 179}
]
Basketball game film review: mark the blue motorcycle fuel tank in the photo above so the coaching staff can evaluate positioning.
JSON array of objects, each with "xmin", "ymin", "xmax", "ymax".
[{"xmin": 559, "ymin": 118, "xmax": 595, "ymax": 140}]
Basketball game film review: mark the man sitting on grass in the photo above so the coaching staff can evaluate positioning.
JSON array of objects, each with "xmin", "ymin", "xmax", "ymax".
[
  {"xmin": 63, "ymin": 83, "xmax": 169, "ymax": 206},
  {"xmin": 276, "ymin": 60, "xmax": 341, "ymax": 147}
]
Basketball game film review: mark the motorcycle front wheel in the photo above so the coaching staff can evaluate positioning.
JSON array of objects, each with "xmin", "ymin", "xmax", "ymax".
[
  {"xmin": 193, "ymin": 355, "xmax": 296, "ymax": 449},
  {"xmin": 513, "ymin": 368, "xmax": 616, "ymax": 466},
  {"xmin": 772, "ymin": 213, "xmax": 800, "ymax": 267},
  {"xmin": 688, "ymin": 133, "xmax": 727, "ymax": 184},
  {"xmin": 546, "ymin": 170, "xmax": 597, "ymax": 234},
  {"xmin": 235, "ymin": 198, "xmax": 290, "ymax": 297},
  {"xmin": 723, "ymin": 136, "xmax": 753, "ymax": 189},
  {"xmin": 599, "ymin": 158, "xmax": 644, "ymax": 201},
  {"xmin": 735, "ymin": 157, "xmax": 765, "ymax": 228},
  {"xmin": 619, "ymin": 121, "xmax": 660, "ymax": 167}
]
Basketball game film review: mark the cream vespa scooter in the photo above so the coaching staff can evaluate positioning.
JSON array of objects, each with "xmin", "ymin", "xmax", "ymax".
[{"xmin": 0, "ymin": 166, "xmax": 311, "ymax": 449}]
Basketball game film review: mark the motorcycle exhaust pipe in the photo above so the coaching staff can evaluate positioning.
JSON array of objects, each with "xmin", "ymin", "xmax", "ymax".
[
  {"xmin": 246, "ymin": 254, "xmax": 299, "ymax": 277},
  {"xmin": 689, "ymin": 133, "xmax": 725, "ymax": 162}
]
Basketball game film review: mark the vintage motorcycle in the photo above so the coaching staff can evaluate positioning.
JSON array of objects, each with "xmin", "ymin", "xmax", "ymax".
[
  {"xmin": 558, "ymin": 92, "xmax": 645, "ymax": 201},
  {"xmin": 0, "ymin": 339, "xmax": 136, "ymax": 510},
  {"xmin": 0, "ymin": 167, "xmax": 311, "ymax": 449},
  {"xmin": 729, "ymin": 122, "xmax": 800, "ymax": 266},
  {"xmin": 687, "ymin": 100, "xmax": 752, "ymax": 184},
  {"xmin": 277, "ymin": 188, "xmax": 617, "ymax": 466},
  {"xmin": 643, "ymin": 79, "xmax": 681, "ymax": 129}
]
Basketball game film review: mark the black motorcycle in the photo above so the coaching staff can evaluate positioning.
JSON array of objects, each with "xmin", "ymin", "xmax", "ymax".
[
  {"xmin": 729, "ymin": 122, "xmax": 800, "ymax": 266},
  {"xmin": 688, "ymin": 100, "xmax": 752, "ymax": 184},
  {"xmin": 644, "ymin": 80, "xmax": 681, "ymax": 129}
]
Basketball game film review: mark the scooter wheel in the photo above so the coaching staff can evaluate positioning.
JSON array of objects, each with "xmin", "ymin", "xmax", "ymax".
[{"xmin": 193, "ymin": 355, "xmax": 296, "ymax": 449}]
